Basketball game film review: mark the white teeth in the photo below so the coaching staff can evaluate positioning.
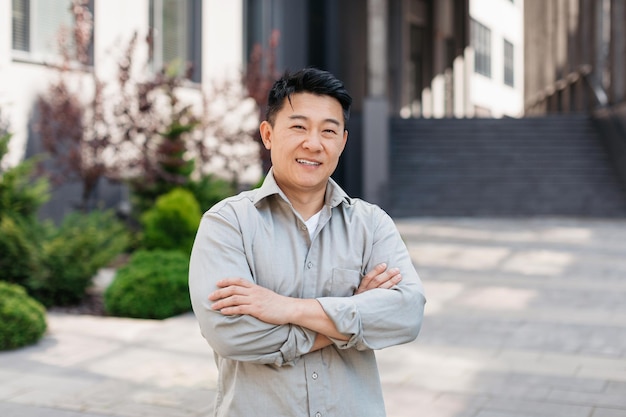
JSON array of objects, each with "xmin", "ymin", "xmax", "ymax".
[{"xmin": 297, "ymin": 159, "xmax": 320, "ymax": 166}]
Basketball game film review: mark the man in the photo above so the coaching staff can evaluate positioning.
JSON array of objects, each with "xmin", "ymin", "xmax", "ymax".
[{"xmin": 189, "ymin": 67, "xmax": 426, "ymax": 417}]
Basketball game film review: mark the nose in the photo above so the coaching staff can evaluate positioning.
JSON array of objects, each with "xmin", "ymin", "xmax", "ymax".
[{"xmin": 303, "ymin": 131, "xmax": 323, "ymax": 151}]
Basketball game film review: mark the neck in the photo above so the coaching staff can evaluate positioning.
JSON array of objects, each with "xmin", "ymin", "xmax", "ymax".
[
  {"xmin": 280, "ymin": 187, "xmax": 325, "ymax": 220},
  {"xmin": 294, "ymin": 200, "xmax": 324, "ymax": 221}
]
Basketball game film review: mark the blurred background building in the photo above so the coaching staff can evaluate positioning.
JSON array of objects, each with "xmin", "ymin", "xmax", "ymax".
[
  {"xmin": 524, "ymin": 0, "xmax": 626, "ymax": 213},
  {"xmin": 1, "ymin": 0, "xmax": 625, "ymax": 219}
]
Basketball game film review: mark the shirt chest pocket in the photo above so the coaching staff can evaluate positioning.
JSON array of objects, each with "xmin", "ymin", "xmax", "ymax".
[{"xmin": 325, "ymin": 268, "xmax": 362, "ymax": 297}]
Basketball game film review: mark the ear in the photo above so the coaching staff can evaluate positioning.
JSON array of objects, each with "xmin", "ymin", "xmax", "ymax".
[{"xmin": 259, "ymin": 121, "xmax": 273, "ymax": 150}]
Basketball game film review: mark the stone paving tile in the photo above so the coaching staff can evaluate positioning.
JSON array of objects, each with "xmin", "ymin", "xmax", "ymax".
[
  {"xmin": 418, "ymin": 316, "xmax": 626, "ymax": 358},
  {"xmin": 505, "ymin": 373, "xmax": 608, "ymax": 392},
  {"xmin": 82, "ymin": 346, "xmax": 213, "ymax": 388},
  {"xmin": 2, "ymin": 218, "xmax": 626, "ymax": 417},
  {"xmin": 0, "ymin": 402, "xmax": 111, "ymax": 417},
  {"xmin": 591, "ymin": 408, "xmax": 626, "ymax": 417},
  {"xmin": 52, "ymin": 380, "xmax": 215, "ymax": 417},
  {"xmin": 4, "ymin": 374, "xmax": 103, "ymax": 407},
  {"xmin": 481, "ymin": 397, "xmax": 593, "ymax": 417},
  {"xmin": 383, "ymin": 389, "xmax": 489, "ymax": 417},
  {"xmin": 548, "ymin": 387, "xmax": 626, "ymax": 409},
  {"xmin": 474, "ymin": 411, "xmax": 540, "ymax": 417}
]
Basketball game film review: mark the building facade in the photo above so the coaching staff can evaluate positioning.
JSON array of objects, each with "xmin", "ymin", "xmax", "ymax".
[
  {"xmin": 1, "ymin": 0, "xmax": 526, "ymax": 213},
  {"xmin": 1, "ymin": 0, "xmax": 248, "ymax": 219},
  {"xmin": 2, "ymin": 0, "xmax": 246, "ymax": 163},
  {"xmin": 524, "ymin": 0, "xmax": 626, "ymax": 113},
  {"xmin": 243, "ymin": 0, "xmax": 523, "ymax": 203},
  {"xmin": 469, "ymin": 0, "xmax": 524, "ymax": 118},
  {"xmin": 524, "ymin": 0, "xmax": 626, "ymax": 191}
]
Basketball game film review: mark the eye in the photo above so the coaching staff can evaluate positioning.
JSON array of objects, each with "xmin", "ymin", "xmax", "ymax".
[
  {"xmin": 323, "ymin": 128, "xmax": 338, "ymax": 136},
  {"xmin": 291, "ymin": 124, "xmax": 305, "ymax": 130}
]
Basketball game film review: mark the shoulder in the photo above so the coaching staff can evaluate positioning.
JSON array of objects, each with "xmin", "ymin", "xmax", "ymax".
[
  {"xmin": 204, "ymin": 188, "xmax": 259, "ymax": 221},
  {"xmin": 327, "ymin": 178, "xmax": 389, "ymax": 222},
  {"xmin": 340, "ymin": 197, "xmax": 394, "ymax": 228}
]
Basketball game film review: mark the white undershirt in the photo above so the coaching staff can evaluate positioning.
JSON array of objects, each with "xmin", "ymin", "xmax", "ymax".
[{"xmin": 304, "ymin": 210, "xmax": 322, "ymax": 239}]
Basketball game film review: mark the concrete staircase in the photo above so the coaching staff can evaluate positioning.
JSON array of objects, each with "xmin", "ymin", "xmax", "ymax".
[{"xmin": 389, "ymin": 114, "xmax": 626, "ymax": 217}]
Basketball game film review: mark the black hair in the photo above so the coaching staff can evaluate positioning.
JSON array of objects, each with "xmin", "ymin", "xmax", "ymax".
[{"xmin": 265, "ymin": 68, "xmax": 352, "ymax": 127}]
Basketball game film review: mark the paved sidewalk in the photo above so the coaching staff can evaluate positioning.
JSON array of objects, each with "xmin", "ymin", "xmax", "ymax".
[{"xmin": 1, "ymin": 218, "xmax": 626, "ymax": 417}]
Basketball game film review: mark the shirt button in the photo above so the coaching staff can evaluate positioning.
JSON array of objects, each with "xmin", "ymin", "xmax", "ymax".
[
  {"xmin": 312, "ymin": 372, "xmax": 318, "ymax": 380},
  {"xmin": 307, "ymin": 262, "xmax": 313, "ymax": 269},
  {"xmin": 315, "ymin": 413, "xmax": 322, "ymax": 417},
  {"xmin": 301, "ymin": 224, "xmax": 307, "ymax": 231}
]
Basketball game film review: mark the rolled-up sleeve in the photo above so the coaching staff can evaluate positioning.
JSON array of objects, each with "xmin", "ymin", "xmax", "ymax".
[
  {"xmin": 189, "ymin": 208, "xmax": 318, "ymax": 366},
  {"xmin": 316, "ymin": 210, "xmax": 426, "ymax": 351}
]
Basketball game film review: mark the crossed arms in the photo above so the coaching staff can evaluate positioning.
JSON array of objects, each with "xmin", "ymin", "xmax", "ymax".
[
  {"xmin": 189, "ymin": 207, "xmax": 426, "ymax": 366},
  {"xmin": 208, "ymin": 262, "xmax": 402, "ymax": 352}
]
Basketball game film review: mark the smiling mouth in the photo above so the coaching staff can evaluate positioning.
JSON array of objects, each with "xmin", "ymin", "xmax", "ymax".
[{"xmin": 296, "ymin": 159, "xmax": 321, "ymax": 166}]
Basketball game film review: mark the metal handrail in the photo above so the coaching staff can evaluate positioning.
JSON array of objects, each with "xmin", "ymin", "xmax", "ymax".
[
  {"xmin": 524, "ymin": 65, "xmax": 611, "ymax": 114},
  {"xmin": 579, "ymin": 64, "xmax": 609, "ymax": 108}
]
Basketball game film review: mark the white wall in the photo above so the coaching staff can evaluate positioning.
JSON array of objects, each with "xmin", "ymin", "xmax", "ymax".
[
  {"xmin": 93, "ymin": 0, "xmax": 150, "ymax": 84},
  {"xmin": 0, "ymin": 0, "xmax": 52, "ymax": 166},
  {"xmin": 204, "ymin": 0, "xmax": 245, "ymax": 81},
  {"xmin": 470, "ymin": 0, "xmax": 524, "ymax": 118},
  {"xmin": 0, "ymin": 0, "xmax": 246, "ymax": 168}
]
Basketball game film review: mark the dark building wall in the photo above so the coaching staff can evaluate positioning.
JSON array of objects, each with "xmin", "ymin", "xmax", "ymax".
[
  {"xmin": 524, "ymin": 0, "xmax": 626, "ymax": 114},
  {"xmin": 245, "ymin": 0, "xmax": 468, "ymax": 115},
  {"xmin": 328, "ymin": 0, "xmax": 367, "ymax": 197},
  {"xmin": 524, "ymin": 0, "xmax": 626, "ymax": 192},
  {"xmin": 244, "ymin": 0, "xmax": 309, "ymax": 71},
  {"xmin": 242, "ymin": 0, "xmax": 469, "ymax": 198},
  {"xmin": 23, "ymin": 115, "xmax": 126, "ymax": 224},
  {"xmin": 243, "ymin": 0, "xmax": 367, "ymax": 197}
]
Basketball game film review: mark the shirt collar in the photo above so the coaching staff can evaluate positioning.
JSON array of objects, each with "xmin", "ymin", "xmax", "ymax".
[{"xmin": 253, "ymin": 168, "xmax": 351, "ymax": 209}]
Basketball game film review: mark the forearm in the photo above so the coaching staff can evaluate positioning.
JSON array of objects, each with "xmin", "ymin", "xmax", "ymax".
[
  {"xmin": 310, "ymin": 334, "xmax": 334, "ymax": 352},
  {"xmin": 286, "ymin": 298, "xmax": 350, "ymax": 342},
  {"xmin": 205, "ymin": 263, "xmax": 407, "ymax": 353},
  {"xmin": 317, "ymin": 281, "xmax": 426, "ymax": 351},
  {"xmin": 192, "ymin": 304, "xmax": 319, "ymax": 365}
]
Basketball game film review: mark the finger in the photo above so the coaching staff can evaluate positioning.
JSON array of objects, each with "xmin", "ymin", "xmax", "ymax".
[
  {"xmin": 377, "ymin": 273, "xmax": 402, "ymax": 289},
  {"xmin": 365, "ymin": 267, "xmax": 399, "ymax": 288},
  {"xmin": 211, "ymin": 294, "xmax": 248, "ymax": 310},
  {"xmin": 208, "ymin": 287, "xmax": 232, "ymax": 301},
  {"xmin": 215, "ymin": 304, "xmax": 248, "ymax": 315},
  {"xmin": 216, "ymin": 277, "xmax": 252, "ymax": 288},
  {"xmin": 208, "ymin": 284, "xmax": 247, "ymax": 301},
  {"xmin": 360, "ymin": 263, "xmax": 387, "ymax": 288},
  {"xmin": 218, "ymin": 306, "xmax": 241, "ymax": 315}
]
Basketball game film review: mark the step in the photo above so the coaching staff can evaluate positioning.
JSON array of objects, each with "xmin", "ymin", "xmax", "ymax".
[{"xmin": 388, "ymin": 116, "xmax": 626, "ymax": 217}]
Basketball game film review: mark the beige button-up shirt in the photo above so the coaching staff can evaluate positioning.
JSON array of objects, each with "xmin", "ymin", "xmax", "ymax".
[{"xmin": 189, "ymin": 170, "xmax": 426, "ymax": 417}]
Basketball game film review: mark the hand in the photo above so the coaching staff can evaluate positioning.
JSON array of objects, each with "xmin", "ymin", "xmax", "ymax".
[
  {"xmin": 355, "ymin": 263, "xmax": 402, "ymax": 295},
  {"xmin": 208, "ymin": 277, "xmax": 293, "ymax": 325},
  {"xmin": 210, "ymin": 278, "xmax": 349, "ymax": 341}
]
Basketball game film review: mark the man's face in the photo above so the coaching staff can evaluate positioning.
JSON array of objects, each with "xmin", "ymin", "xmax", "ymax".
[{"xmin": 260, "ymin": 92, "xmax": 348, "ymax": 200}]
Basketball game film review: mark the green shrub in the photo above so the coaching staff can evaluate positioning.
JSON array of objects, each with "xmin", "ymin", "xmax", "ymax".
[
  {"xmin": 0, "ymin": 281, "xmax": 47, "ymax": 350},
  {"xmin": 141, "ymin": 187, "xmax": 201, "ymax": 255},
  {"xmin": 1, "ymin": 132, "xmax": 130, "ymax": 307},
  {"xmin": 0, "ymin": 133, "xmax": 49, "ymax": 221},
  {"xmin": 32, "ymin": 210, "xmax": 129, "ymax": 307},
  {"xmin": 0, "ymin": 215, "xmax": 47, "ymax": 287},
  {"xmin": 185, "ymin": 175, "xmax": 235, "ymax": 212},
  {"xmin": 0, "ymin": 132, "xmax": 50, "ymax": 290},
  {"xmin": 104, "ymin": 250, "xmax": 191, "ymax": 319}
]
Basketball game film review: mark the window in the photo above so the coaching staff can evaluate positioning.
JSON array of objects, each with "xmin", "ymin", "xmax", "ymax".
[
  {"xmin": 504, "ymin": 39, "xmax": 514, "ymax": 87},
  {"xmin": 12, "ymin": 0, "xmax": 76, "ymax": 62},
  {"xmin": 471, "ymin": 18, "xmax": 491, "ymax": 78},
  {"xmin": 150, "ymin": 0, "xmax": 202, "ymax": 83},
  {"xmin": 11, "ymin": 0, "xmax": 29, "ymax": 52}
]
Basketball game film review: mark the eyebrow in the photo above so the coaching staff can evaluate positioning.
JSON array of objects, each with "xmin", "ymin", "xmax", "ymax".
[{"xmin": 288, "ymin": 114, "xmax": 341, "ymax": 126}]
